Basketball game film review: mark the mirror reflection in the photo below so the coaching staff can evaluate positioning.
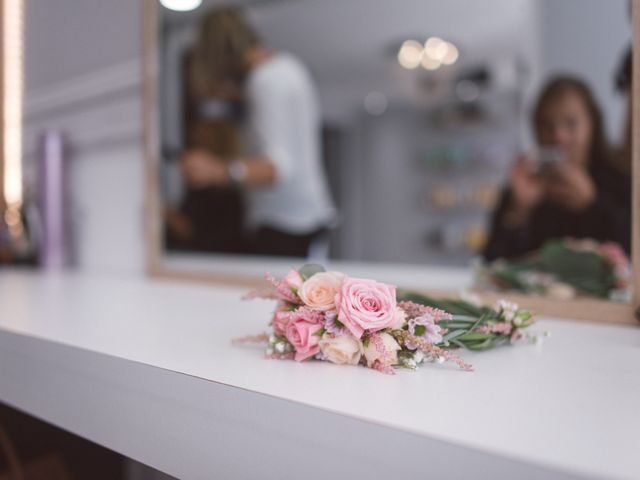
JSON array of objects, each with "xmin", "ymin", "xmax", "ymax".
[{"xmin": 157, "ymin": 0, "xmax": 632, "ymax": 301}]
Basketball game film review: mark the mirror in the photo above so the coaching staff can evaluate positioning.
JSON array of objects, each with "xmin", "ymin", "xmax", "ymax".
[{"xmin": 146, "ymin": 0, "xmax": 637, "ymax": 316}]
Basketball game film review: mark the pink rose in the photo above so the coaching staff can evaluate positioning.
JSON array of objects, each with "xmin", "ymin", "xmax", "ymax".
[
  {"xmin": 284, "ymin": 307, "xmax": 324, "ymax": 361},
  {"xmin": 298, "ymin": 271, "xmax": 345, "ymax": 311},
  {"xmin": 336, "ymin": 277, "xmax": 397, "ymax": 338},
  {"xmin": 271, "ymin": 302, "xmax": 291, "ymax": 335}
]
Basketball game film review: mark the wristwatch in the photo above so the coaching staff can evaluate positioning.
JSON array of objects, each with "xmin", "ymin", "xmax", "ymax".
[{"xmin": 227, "ymin": 160, "xmax": 248, "ymax": 186}]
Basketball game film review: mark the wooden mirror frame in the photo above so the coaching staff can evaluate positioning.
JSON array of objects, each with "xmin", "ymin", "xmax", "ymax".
[{"xmin": 141, "ymin": 0, "xmax": 640, "ymax": 325}]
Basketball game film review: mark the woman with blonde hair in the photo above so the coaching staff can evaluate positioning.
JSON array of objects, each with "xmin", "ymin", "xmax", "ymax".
[{"xmin": 181, "ymin": 7, "xmax": 336, "ymax": 257}]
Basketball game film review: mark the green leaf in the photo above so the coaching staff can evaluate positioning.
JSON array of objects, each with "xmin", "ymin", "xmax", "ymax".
[
  {"xmin": 312, "ymin": 328, "xmax": 326, "ymax": 337},
  {"xmin": 442, "ymin": 329, "xmax": 468, "ymax": 342},
  {"xmin": 458, "ymin": 332, "xmax": 493, "ymax": 341},
  {"xmin": 298, "ymin": 264, "xmax": 326, "ymax": 280},
  {"xmin": 362, "ymin": 336, "xmax": 370, "ymax": 348}
]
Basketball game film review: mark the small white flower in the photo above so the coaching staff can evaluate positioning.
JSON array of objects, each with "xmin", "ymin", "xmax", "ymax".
[
  {"xmin": 496, "ymin": 300, "xmax": 519, "ymax": 321},
  {"xmin": 275, "ymin": 342, "xmax": 286, "ymax": 353},
  {"xmin": 403, "ymin": 358, "xmax": 417, "ymax": 369},
  {"xmin": 413, "ymin": 350, "xmax": 425, "ymax": 364}
]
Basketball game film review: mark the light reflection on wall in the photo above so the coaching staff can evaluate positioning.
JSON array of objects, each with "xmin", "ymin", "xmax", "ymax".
[{"xmin": 3, "ymin": 0, "xmax": 24, "ymax": 236}]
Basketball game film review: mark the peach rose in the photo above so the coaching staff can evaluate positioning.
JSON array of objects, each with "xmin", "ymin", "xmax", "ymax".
[
  {"xmin": 336, "ymin": 277, "xmax": 397, "ymax": 338},
  {"xmin": 319, "ymin": 333, "xmax": 363, "ymax": 365},
  {"xmin": 284, "ymin": 307, "xmax": 324, "ymax": 361},
  {"xmin": 298, "ymin": 271, "xmax": 345, "ymax": 311}
]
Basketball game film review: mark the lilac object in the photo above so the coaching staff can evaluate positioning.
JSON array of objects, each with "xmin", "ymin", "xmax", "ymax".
[{"xmin": 38, "ymin": 130, "xmax": 68, "ymax": 269}]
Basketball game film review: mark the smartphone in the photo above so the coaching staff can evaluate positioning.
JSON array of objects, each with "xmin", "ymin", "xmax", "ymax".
[{"xmin": 535, "ymin": 146, "xmax": 565, "ymax": 172}]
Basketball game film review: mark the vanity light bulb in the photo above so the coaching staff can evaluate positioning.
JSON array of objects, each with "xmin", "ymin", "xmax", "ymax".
[
  {"xmin": 159, "ymin": 0, "xmax": 202, "ymax": 12},
  {"xmin": 442, "ymin": 43, "xmax": 459, "ymax": 65},
  {"xmin": 421, "ymin": 55, "xmax": 441, "ymax": 71},
  {"xmin": 424, "ymin": 37, "xmax": 447, "ymax": 60},
  {"xmin": 397, "ymin": 40, "xmax": 423, "ymax": 70}
]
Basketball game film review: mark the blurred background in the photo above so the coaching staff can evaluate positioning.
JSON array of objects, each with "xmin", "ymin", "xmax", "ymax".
[{"xmin": 3, "ymin": 0, "xmax": 628, "ymax": 275}]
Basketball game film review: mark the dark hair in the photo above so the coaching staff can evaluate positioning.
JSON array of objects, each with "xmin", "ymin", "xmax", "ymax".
[
  {"xmin": 533, "ymin": 76, "xmax": 609, "ymax": 168},
  {"xmin": 191, "ymin": 7, "xmax": 260, "ymax": 98}
]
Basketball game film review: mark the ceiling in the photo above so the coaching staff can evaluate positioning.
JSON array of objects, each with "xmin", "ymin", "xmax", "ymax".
[{"xmin": 161, "ymin": 0, "xmax": 536, "ymax": 84}]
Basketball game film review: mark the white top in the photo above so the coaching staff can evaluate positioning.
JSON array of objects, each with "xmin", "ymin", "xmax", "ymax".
[
  {"xmin": 0, "ymin": 270, "xmax": 639, "ymax": 479},
  {"xmin": 245, "ymin": 53, "xmax": 336, "ymax": 234}
]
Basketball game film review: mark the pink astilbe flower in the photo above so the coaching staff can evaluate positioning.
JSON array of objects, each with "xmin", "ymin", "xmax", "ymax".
[
  {"xmin": 241, "ymin": 289, "xmax": 280, "ymax": 301},
  {"xmin": 265, "ymin": 272, "xmax": 301, "ymax": 304},
  {"xmin": 475, "ymin": 323, "xmax": 513, "ymax": 334},
  {"xmin": 396, "ymin": 331, "xmax": 473, "ymax": 371},
  {"xmin": 370, "ymin": 333, "xmax": 395, "ymax": 366},
  {"xmin": 398, "ymin": 302, "xmax": 452, "ymax": 323},
  {"xmin": 232, "ymin": 333, "xmax": 270, "ymax": 345},
  {"xmin": 371, "ymin": 360, "xmax": 396, "ymax": 375}
]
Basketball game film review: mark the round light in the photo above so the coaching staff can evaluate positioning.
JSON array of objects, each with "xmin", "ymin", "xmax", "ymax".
[
  {"xmin": 159, "ymin": 0, "xmax": 203, "ymax": 12},
  {"xmin": 424, "ymin": 37, "xmax": 448, "ymax": 60},
  {"xmin": 364, "ymin": 91, "xmax": 388, "ymax": 116},
  {"xmin": 442, "ymin": 42, "xmax": 459, "ymax": 65},
  {"xmin": 421, "ymin": 55, "xmax": 441, "ymax": 71},
  {"xmin": 397, "ymin": 40, "xmax": 423, "ymax": 70}
]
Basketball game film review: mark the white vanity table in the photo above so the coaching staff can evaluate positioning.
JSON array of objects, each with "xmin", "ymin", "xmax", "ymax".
[{"xmin": 0, "ymin": 269, "xmax": 638, "ymax": 480}]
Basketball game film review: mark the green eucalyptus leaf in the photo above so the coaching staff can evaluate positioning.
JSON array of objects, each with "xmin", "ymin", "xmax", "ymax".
[
  {"xmin": 298, "ymin": 264, "xmax": 326, "ymax": 280},
  {"xmin": 442, "ymin": 329, "xmax": 468, "ymax": 342}
]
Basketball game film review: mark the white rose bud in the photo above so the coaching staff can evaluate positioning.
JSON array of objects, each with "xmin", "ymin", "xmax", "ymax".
[
  {"xmin": 319, "ymin": 333, "xmax": 363, "ymax": 365},
  {"xmin": 363, "ymin": 333, "xmax": 401, "ymax": 367}
]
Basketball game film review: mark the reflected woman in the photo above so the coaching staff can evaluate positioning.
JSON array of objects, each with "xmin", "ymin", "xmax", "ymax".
[
  {"xmin": 483, "ymin": 76, "xmax": 631, "ymax": 261},
  {"xmin": 181, "ymin": 7, "xmax": 336, "ymax": 257}
]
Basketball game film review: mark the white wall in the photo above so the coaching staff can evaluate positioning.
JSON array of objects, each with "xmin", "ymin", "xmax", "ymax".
[
  {"xmin": 24, "ymin": 0, "xmax": 144, "ymax": 275},
  {"xmin": 538, "ymin": 0, "xmax": 630, "ymax": 142}
]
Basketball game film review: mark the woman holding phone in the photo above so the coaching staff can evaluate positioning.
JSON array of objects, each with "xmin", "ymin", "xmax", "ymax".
[{"xmin": 483, "ymin": 76, "xmax": 631, "ymax": 261}]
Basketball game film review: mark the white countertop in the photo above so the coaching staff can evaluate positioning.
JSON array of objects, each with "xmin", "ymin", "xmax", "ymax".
[{"xmin": 0, "ymin": 269, "xmax": 638, "ymax": 480}]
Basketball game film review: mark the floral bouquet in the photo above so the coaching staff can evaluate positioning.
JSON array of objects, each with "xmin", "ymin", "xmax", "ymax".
[
  {"xmin": 475, "ymin": 239, "xmax": 631, "ymax": 301},
  {"xmin": 235, "ymin": 264, "xmax": 536, "ymax": 374}
]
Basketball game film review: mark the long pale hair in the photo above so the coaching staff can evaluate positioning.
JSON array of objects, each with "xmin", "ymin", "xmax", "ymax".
[{"xmin": 190, "ymin": 7, "xmax": 260, "ymax": 98}]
